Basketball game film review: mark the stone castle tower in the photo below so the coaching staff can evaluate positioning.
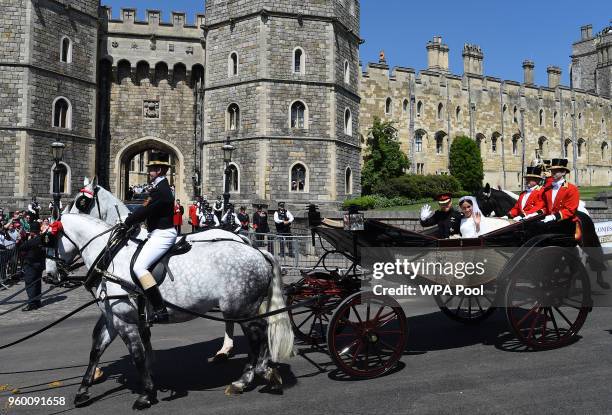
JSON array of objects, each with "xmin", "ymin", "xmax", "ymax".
[
  {"xmin": 571, "ymin": 24, "xmax": 612, "ymax": 98},
  {"xmin": 0, "ymin": 0, "xmax": 99, "ymax": 207},
  {"xmin": 201, "ymin": 0, "xmax": 362, "ymax": 206}
]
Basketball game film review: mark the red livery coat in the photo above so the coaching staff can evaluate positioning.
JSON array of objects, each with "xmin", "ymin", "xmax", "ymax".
[
  {"xmin": 508, "ymin": 186, "xmax": 546, "ymax": 218},
  {"xmin": 542, "ymin": 181, "xmax": 580, "ymax": 222}
]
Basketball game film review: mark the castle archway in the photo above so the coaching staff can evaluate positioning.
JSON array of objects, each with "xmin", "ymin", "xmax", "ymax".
[{"xmin": 114, "ymin": 137, "xmax": 185, "ymax": 202}]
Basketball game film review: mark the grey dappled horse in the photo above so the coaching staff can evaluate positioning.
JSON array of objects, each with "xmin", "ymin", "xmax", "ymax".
[{"xmin": 48, "ymin": 214, "xmax": 293, "ymax": 409}]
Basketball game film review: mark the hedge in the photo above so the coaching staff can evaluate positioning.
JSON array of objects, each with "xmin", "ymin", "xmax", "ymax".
[
  {"xmin": 371, "ymin": 174, "xmax": 462, "ymax": 199},
  {"xmin": 342, "ymin": 195, "xmax": 418, "ymax": 210}
]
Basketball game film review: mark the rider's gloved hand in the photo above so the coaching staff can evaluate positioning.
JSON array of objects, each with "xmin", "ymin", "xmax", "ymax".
[
  {"xmin": 513, "ymin": 216, "xmax": 524, "ymax": 222},
  {"xmin": 541, "ymin": 214, "xmax": 556, "ymax": 223},
  {"xmin": 420, "ymin": 204, "xmax": 433, "ymax": 221},
  {"xmin": 523, "ymin": 212, "xmax": 538, "ymax": 220}
]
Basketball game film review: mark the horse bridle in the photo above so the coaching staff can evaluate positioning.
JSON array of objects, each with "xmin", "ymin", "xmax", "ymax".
[{"xmin": 75, "ymin": 186, "xmax": 102, "ymax": 219}]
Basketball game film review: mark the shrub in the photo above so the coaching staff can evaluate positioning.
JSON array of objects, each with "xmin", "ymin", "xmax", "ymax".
[
  {"xmin": 449, "ymin": 136, "xmax": 484, "ymax": 193},
  {"xmin": 372, "ymin": 174, "xmax": 462, "ymax": 199},
  {"xmin": 342, "ymin": 195, "xmax": 417, "ymax": 210}
]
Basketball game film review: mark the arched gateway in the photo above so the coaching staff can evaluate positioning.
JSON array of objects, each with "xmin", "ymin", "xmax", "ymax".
[{"xmin": 114, "ymin": 137, "xmax": 185, "ymax": 202}]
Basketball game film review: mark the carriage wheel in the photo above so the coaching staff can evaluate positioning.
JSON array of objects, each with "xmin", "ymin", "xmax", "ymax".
[
  {"xmin": 327, "ymin": 292, "xmax": 407, "ymax": 378},
  {"xmin": 434, "ymin": 282, "xmax": 497, "ymax": 324},
  {"xmin": 505, "ymin": 248, "xmax": 591, "ymax": 350}
]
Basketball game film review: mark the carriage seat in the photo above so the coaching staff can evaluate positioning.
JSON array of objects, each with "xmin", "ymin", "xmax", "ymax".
[{"xmin": 130, "ymin": 236, "xmax": 192, "ymax": 288}]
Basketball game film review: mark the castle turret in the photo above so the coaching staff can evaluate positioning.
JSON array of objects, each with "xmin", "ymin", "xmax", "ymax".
[
  {"xmin": 522, "ymin": 60, "xmax": 535, "ymax": 85},
  {"xmin": 462, "ymin": 43, "xmax": 483, "ymax": 75},
  {"xmin": 547, "ymin": 65, "xmax": 562, "ymax": 88},
  {"xmin": 427, "ymin": 36, "xmax": 449, "ymax": 73}
]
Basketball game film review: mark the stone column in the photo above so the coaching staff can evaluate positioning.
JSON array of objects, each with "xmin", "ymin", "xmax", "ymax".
[{"xmin": 522, "ymin": 60, "xmax": 534, "ymax": 85}]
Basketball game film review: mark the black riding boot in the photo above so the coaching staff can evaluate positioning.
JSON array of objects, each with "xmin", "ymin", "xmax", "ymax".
[{"xmin": 143, "ymin": 285, "xmax": 169, "ymax": 323}]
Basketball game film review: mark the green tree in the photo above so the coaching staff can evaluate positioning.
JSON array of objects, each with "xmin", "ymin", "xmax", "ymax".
[
  {"xmin": 449, "ymin": 135, "xmax": 484, "ymax": 193},
  {"xmin": 361, "ymin": 117, "xmax": 410, "ymax": 194}
]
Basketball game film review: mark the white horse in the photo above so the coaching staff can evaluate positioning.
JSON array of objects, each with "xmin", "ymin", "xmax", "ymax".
[
  {"xmin": 47, "ymin": 214, "xmax": 293, "ymax": 409},
  {"xmin": 55, "ymin": 177, "xmax": 241, "ymax": 359}
]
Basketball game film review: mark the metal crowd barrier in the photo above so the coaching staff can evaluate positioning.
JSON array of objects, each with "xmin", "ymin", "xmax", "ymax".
[
  {"xmin": 244, "ymin": 232, "xmax": 358, "ymax": 277},
  {"xmin": 0, "ymin": 245, "xmax": 22, "ymax": 290}
]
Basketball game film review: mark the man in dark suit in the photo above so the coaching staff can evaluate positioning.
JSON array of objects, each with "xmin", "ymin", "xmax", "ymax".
[
  {"xmin": 419, "ymin": 192, "xmax": 462, "ymax": 238},
  {"xmin": 20, "ymin": 221, "xmax": 46, "ymax": 311},
  {"xmin": 124, "ymin": 152, "xmax": 176, "ymax": 323}
]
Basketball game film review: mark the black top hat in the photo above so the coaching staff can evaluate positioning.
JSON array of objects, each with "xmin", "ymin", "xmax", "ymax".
[
  {"xmin": 543, "ymin": 159, "xmax": 551, "ymax": 167},
  {"xmin": 524, "ymin": 165, "xmax": 543, "ymax": 180},
  {"xmin": 146, "ymin": 152, "xmax": 171, "ymax": 168},
  {"xmin": 549, "ymin": 158, "xmax": 570, "ymax": 173}
]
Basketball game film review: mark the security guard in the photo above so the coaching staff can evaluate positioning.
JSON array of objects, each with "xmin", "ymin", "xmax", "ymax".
[
  {"xmin": 274, "ymin": 202, "xmax": 294, "ymax": 256},
  {"xmin": 20, "ymin": 221, "xmax": 45, "ymax": 311},
  {"xmin": 200, "ymin": 203, "xmax": 220, "ymax": 230},
  {"xmin": 221, "ymin": 203, "xmax": 241, "ymax": 233},
  {"xmin": 419, "ymin": 192, "xmax": 462, "ymax": 238},
  {"xmin": 124, "ymin": 153, "xmax": 176, "ymax": 323}
]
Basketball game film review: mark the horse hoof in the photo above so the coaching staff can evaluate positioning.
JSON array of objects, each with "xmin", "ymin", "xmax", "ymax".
[
  {"xmin": 132, "ymin": 394, "xmax": 156, "ymax": 410},
  {"xmin": 74, "ymin": 392, "xmax": 91, "ymax": 407},
  {"xmin": 93, "ymin": 367, "xmax": 104, "ymax": 383},
  {"xmin": 224, "ymin": 384, "xmax": 243, "ymax": 396}
]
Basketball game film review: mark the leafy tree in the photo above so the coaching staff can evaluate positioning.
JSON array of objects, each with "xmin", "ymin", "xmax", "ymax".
[
  {"xmin": 449, "ymin": 135, "xmax": 484, "ymax": 193},
  {"xmin": 361, "ymin": 117, "xmax": 410, "ymax": 194}
]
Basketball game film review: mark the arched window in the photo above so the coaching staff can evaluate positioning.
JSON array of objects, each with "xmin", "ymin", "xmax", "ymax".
[
  {"xmin": 437, "ymin": 103, "xmax": 444, "ymax": 120},
  {"xmin": 502, "ymin": 104, "xmax": 507, "ymax": 115},
  {"xmin": 344, "ymin": 108, "xmax": 352, "ymax": 135},
  {"xmin": 491, "ymin": 136, "xmax": 498, "ymax": 153},
  {"xmin": 403, "ymin": 99, "xmax": 409, "ymax": 112},
  {"xmin": 577, "ymin": 138, "xmax": 585, "ymax": 158},
  {"xmin": 290, "ymin": 163, "xmax": 307, "ymax": 192},
  {"xmin": 345, "ymin": 167, "xmax": 352, "ymax": 195},
  {"xmin": 602, "ymin": 142, "xmax": 609, "ymax": 161},
  {"xmin": 553, "ymin": 111, "xmax": 558, "ymax": 128},
  {"xmin": 385, "ymin": 97, "xmax": 392, "ymax": 115},
  {"xmin": 539, "ymin": 109, "xmax": 544, "ymax": 126},
  {"xmin": 435, "ymin": 132, "xmax": 446, "ymax": 154},
  {"xmin": 476, "ymin": 133, "xmax": 485, "ymax": 153},
  {"xmin": 52, "ymin": 97, "xmax": 71, "ymax": 129},
  {"xmin": 564, "ymin": 139, "xmax": 572, "ymax": 158},
  {"xmin": 344, "ymin": 60, "xmax": 350, "ymax": 84},
  {"xmin": 226, "ymin": 103, "xmax": 240, "ymax": 131},
  {"xmin": 416, "ymin": 101, "xmax": 423, "ymax": 117},
  {"xmin": 415, "ymin": 130, "xmax": 425, "ymax": 153},
  {"xmin": 49, "ymin": 162, "xmax": 71, "ymax": 195},
  {"xmin": 228, "ymin": 52, "xmax": 238, "ymax": 77},
  {"xmin": 227, "ymin": 163, "xmax": 239, "ymax": 193},
  {"xmin": 538, "ymin": 136, "xmax": 547, "ymax": 157},
  {"xmin": 60, "ymin": 36, "xmax": 72, "ymax": 63},
  {"xmin": 293, "ymin": 48, "xmax": 305, "ymax": 74},
  {"xmin": 578, "ymin": 113, "xmax": 582, "ymax": 128},
  {"xmin": 118, "ymin": 60, "xmax": 132, "ymax": 84},
  {"xmin": 290, "ymin": 101, "xmax": 307, "ymax": 129},
  {"xmin": 136, "ymin": 61, "xmax": 150, "ymax": 83},
  {"xmin": 513, "ymin": 106, "xmax": 518, "ymax": 123},
  {"xmin": 455, "ymin": 106, "xmax": 461, "ymax": 122},
  {"xmin": 512, "ymin": 135, "xmax": 520, "ymax": 155}
]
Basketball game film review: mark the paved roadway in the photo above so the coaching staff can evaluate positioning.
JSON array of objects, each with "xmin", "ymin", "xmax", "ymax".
[{"xmin": 1, "ymin": 276, "xmax": 612, "ymax": 415}]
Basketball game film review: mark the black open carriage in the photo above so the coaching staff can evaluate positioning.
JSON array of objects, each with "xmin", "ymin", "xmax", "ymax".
[{"xmin": 285, "ymin": 210, "xmax": 602, "ymax": 379}]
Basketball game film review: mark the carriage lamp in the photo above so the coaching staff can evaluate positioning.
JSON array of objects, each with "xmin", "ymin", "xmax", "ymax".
[
  {"xmin": 344, "ymin": 206, "xmax": 364, "ymax": 231},
  {"xmin": 50, "ymin": 141, "xmax": 65, "ymax": 220},
  {"xmin": 222, "ymin": 137, "xmax": 235, "ymax": 210}
]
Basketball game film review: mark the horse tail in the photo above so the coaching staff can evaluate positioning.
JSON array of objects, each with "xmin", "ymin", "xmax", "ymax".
[{"xmin": 260, "ymin": 251, "xmax": 294, "ymax": 362}]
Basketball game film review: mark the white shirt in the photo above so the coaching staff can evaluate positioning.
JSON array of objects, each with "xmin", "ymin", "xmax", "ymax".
[
  {"xmin": 521, "ymin": 186, "xmax": 534, "ymax": 210},
  {"xmin": 274, "ymin": 210, "xmax": 294, "ymax": 224},
  {"xmin": 199, "ymin": 213, "xmax": 219, "ymax": 228},
  {"xmin": 221, "ymin": 211, "xmax": 242, "ymax": 232},
  {"xmin": 551, "ymin": 179, "xmax": 565, "ymax": 205},
  {"xmin": 151, "ymin": 176, "xmax": 166, "ymax": 188}
]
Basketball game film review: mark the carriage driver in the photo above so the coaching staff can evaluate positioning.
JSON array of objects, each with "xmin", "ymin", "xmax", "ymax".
[
  {"xmin": 123, "ymin": 152, "xmax": 176, "ymax": 323},
  {"xmin": 419, "ymin": 192, "xmax": 462, "ymax": 238},
  {"xmin": 507, "ymin": 165, "xmax": 546, "ymax": 221},
  {"xmin": 537, "ymin": 158, "xmax": 580, "ymax": 236}
]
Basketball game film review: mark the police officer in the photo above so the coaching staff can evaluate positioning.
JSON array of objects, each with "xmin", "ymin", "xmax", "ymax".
[
  {"xmin": 200, "ymin": 203, "xmax": 220, "ymax": 230},
  {"xmin": 213, "ymin": 195, "xmax": 224, "ymax": 222},
  {"xmin": 274, "ymin": 202, "xmax": 294, "ymax": 257},
  {"xmin": 20, "ymin": 221, "xmax": 45, "ymax": 311},
  {"xmin": 252, "ymin": 204, "xmax": 270, "ymax": 249},
  {"xmin": 27, "ymin": 197, "xmax": 41, "ymax": 221},
  {"xmin": 221, "ymin": 203, "xmax": 241, "ymax": 233},
  {"xmin": 123, "ymin": 153, "xmax": 176, "ymax": 323},
  {"xmin": 419, "ymin": 192, "xmax": 462, "ymax": 238}
]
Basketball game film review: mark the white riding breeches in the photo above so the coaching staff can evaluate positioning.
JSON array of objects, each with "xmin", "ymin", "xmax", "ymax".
[{"xmin": 133, "ymin": 228, "xmax": 177, "ymax": 279}]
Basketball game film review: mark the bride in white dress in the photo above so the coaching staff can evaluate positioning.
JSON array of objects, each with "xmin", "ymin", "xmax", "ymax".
[{"xmin": 457, "ymin": 196, "xmax": 511, "ymax": 238}]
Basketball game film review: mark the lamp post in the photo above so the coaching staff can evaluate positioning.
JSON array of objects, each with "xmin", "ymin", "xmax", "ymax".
[
  {"xmin": 50, "ymin": 142, "xmax": 65, "ymax": 220},
  {"xmin": 222, "ymin": 136, "xmax": 235, "ymax": 211}
]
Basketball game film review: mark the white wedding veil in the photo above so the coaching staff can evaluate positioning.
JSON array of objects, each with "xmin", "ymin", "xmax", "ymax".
[{"xmin": 458, "ymin": 195, "xmax": 481, "ymax": 215}]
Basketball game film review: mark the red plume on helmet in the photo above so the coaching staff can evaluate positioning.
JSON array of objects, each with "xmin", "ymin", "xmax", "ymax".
[{"xmin": 50, "ymin": 221, "xmax": 63, "ymax": 236}]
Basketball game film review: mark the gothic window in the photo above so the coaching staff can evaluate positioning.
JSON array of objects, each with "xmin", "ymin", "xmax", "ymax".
[
  {"xmin": 344, "ymin": 108, "xmax": 352, "ymax": 135},
  {"xmin": 564, "ymin": 139, "xmax": 572, "ymax": 158},
  {"xmin": 228, "ymin": 163, "xmax": 239, "ymax": 193},
  {"xmin": 513, "ymin": 106, "xmax": 518, "ymax": 123},
  {"xmin": 502, "ymin": 104, "xmax": 507, "ymax": 116},
  {"xmin": 476, "ymin": 133, "xmax": 485, "ymax": 153},
  {"xmin": 344, "ymin": 60, "xmax": 350, "ymax": 84},
  {"xmin": 539, "ymin": 109, "xmax": 544, "ymax": 126},
  {"xmin": 437, "ymin": 103, "xmax": 444, "ymax": 120},
  {"xmin": 538, "ymin": 136, "xmax": 547, "ymax": 157},
  {"xmin": 416, "ymin": 163, "xmax": 424, "ymax": 175},
  {"xmin": 553, "ymin": 111, "xmax": 558, "ymax": 128},
  {"xmin": 50, "ymin": 162, "xmax": 70, "ymax": 195},
  {"xmin": 60, "ymin": 36, "xmax": 72, "ymax": 63},
  {"xmin": 293, "ymin": 48, "xmax": 305, "ymax": 75},
  {"xmin": 578, "ymin": 113, "xmax": 583, "ymax": 128},
  {"xmin": 577, "ymin": 138, "xmax": 585, "ymax": 158},
  {"xmin": 491, "ymin": 137, "xmax": 497, "ymax": 153},
  {"xmin": 290, "ymin": 163, "xmax": 307, "ymax": 192},
  {"xmin": 416, "ymin": 101, "xmax": 423, "ymax": 117},
  {"xmin": 290, "ymin": 101, "xmax": 306, "ymax": 129},
  {"xmin": 385, "ymin": 97, "xmax": 392, "ymax": 115},
  {"xmin": 227, "ymin": 103, "xmax": 240, "ymax": 131},
  {"xmin": 455, "ymin": 106, "xmax": 461, "ymax": 122},
  {"xmin": 228, "ymin": 52, "xmax": 238, "ymax": 77},
  {"xmin": 512, "ymin": 135, "xmax": 520, "ymax": 156},
  {"xmin": 435, "ymin": 135, "xmax": 444, "ymax": 154},
  {"xmin": 602, "ymin": 142, "xmax": 609, "ymax": 161},
  {"xmin": 415, "ymin": 130, "xmax": 425, "ymax": 153},
  {"xmin": 345, "ymin": 167, "xmax": 352, "ymax": 195},
  {"xmin": 52, "ymin": 97, "xmax": 71, "ymax": 129},
  {"xmin": 403, "ymin": 99, "xmax": 409, "ymax": 112}
]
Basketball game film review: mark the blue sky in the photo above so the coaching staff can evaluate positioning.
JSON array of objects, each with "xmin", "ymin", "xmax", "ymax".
[{"xmin": 102, "ymin": 0, "xmax": 610, "ymax": 86}]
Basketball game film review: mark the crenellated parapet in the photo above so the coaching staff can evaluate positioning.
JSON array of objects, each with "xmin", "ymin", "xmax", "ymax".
[{"xmin": 101, "ymin": 7, "xmax": 205, "ymax": 34}]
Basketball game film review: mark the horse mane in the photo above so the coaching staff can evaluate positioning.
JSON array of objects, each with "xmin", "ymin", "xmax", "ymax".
[{"xmin": 489, "ymin": 188, "xmax": 516, "ymax": 216}]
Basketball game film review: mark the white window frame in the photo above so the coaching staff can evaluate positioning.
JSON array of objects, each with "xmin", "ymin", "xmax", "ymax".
[
  {"xmin": 344, "ymin": 108, "xmax": 352, "ymax": 136},
  {"xmin": 49, "ymin": 162, "xmax": 71, "ymax": 195},
  {"xmin": 289, "ymin": 100, "xmax": 308, "ymax": 129},
  {"xmin": 222, "ymin": 162, "xmax": 240, "ymax": 194},
  {"xmin": 228, "ymin": 51, "xmax": 239, "ymax": 77},
  {"xmin": 51, "ymin": 96, "xmax": 72, "ymax": 129},
  {"xmin": 292, "ymin": 47, "xmax": 305, "ymax": 75},
  {"xmin": 226, "ymin": 103, "xmax": 240, "ymax": 131},
  {"xmin": 60, "ymin": 36, "xmax": 72, "ymax": 63}
]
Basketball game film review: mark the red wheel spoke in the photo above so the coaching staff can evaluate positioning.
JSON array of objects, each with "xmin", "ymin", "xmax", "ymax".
[
  {"xmin": 374, "ymin": 310, "xmax": 396, "ymax": 324},
  {"xmin": 527, "ymin": 307, "xmax": 541, "ymax": 339},
  {"xmin": 547, "ymin": 307, "xmax": 561, "ymax": 339},
  {"xmin": 338, "ymin": 339, "xmax": 359, "ymax": 356},
  {"xmin": 553, "ymin": 306, "xmax": 574, "ymax": 327},
  {"xmin": 475, "ymin": 296, "xmax": 484, "ymax": 313},
  {"xmin": 456, "ymin": 295, "xmax": 465, "ymax": 313},
  {"xmin": 350, "ymin": 341, "xmax": 364, "ymax": 366},
  {"xmin": 516, "ymin": 303, "xmax": 540, "ymax": 327},
  {"xmin": 351, "ymin": 306, "xmax": 363, "ymax": 324},
  {"xmin": 375, "ymin": 313, "xmax": 399, "ymax": 330}
]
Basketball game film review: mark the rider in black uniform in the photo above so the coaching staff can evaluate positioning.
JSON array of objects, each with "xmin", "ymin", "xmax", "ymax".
[{"xmin": 419, "ymin": 192, "xmax": 462, "ymax": 238}]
